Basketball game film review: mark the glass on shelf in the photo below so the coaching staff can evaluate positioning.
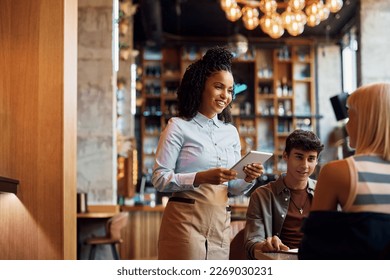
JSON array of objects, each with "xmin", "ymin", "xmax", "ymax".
[
  {"xmin": 277, "ymin": 119, "xmax": 292, "ymax": 134},
  {"xmin": 284, "ymin": 100, "xmax": 292, "ymax": 116},
  {"xmin": 294, "ymin": 83, "xmax": 311, "ymax": 115},
  {"xmin": 296, "ymin": 118, "xmax": 313, "ymax": 131},
  {"xmin": 256, "ymin": 119, "xmax": 274, "ymax": 153},
  {"xmin": 144, "ymin": 82, "xmax": 161, "ymax": 96},
  {"xmin": 182, "ymin": 46, "xmax": 199, "ymax": 61},
  {"xmin": 164, "ymin": 102, "xmax": 178, "ymax": 116},
  {"xmin": 257, "ymin": 67, "xmax": 273, "ymax": 79},
  {"xmin": 241, "ymin": 102, "xmax": 252, "ymax": 116},
  {"xmin": 277, "ymin": 155, "xmax": 287, "ymax": 173},
  {"xmin": 163, "ymin": 80, "xmax": 179, "ymax": 95},
  {"xmin": 276, "ymin": 81, "xmax": 282, "ymax": 97},
  {"xmin": 143, "ymin": 49, "xmax": 162, "ymax": 60},
  {"xmin": 145, "ymin": 125, "xmax": 160, "ymax": 135},
  {"xmin": 163, "ymin": 62, "xmax": 180, "ymax": 77},
  {"xmin": 277, "ymin": 46, "xmax": 291, "ymax": 61},
  {"xmin": 143, "ymin": 105, "xmax": 162, "ymax": 117},
  {"xmin": 241, "ymin": 137, "xmax": 255, "ymax": 154},
  {"xmin": 239, "ymin": 120, "xmax": 256, "ymax": 136},
  {"xmin": 294, "ymin": 63, "xmax": 311, "ymax": 79},
  {"xmin": 144, "ymin": 64, "xmax": 161, "ymax": 77},
  {"xmin": 258, "ymin": 84, "xmax": 273, "ymax": 95},
  {"xmin": 257, "ymin": 100, "xmax": 275, "ymax": 116},
  {"xmin": 278, "ymin": 102, "xmax": 285, "ymax": 116},
  {"xmin": 295, "ymin": 46, "xmax": 311, "ymax": 62},
  {"xmin": 143, "ymin": 137, "xmax": 158, "ymax": 154}
]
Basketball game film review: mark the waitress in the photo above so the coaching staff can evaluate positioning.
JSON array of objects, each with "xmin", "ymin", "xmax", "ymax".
[{"xmin": 152, "ymin": 46, "xmax": 264, "ymax": 260}]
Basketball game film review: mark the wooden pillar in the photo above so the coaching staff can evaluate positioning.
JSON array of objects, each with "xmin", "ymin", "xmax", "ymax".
[{"xmin": 0, "ymin": 0, "xmax": 78, "ymax": 259}]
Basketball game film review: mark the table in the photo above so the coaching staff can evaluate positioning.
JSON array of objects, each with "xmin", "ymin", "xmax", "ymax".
[
  {"xmin": 77, "ymin": 212, "xmax": 118, "ymax": 218},
  {"xmin": 77, "ymin": 205, "xmax": 120, "ymax": 259},
  {"xmin": 255, "ymin": 249, "xmax": 298, "ymax": 260}
]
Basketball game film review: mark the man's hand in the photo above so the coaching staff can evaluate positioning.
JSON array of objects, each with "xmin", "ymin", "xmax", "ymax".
[{"xmin": 255, "ymin": 235, "xmax": 290, "ymax": 252}]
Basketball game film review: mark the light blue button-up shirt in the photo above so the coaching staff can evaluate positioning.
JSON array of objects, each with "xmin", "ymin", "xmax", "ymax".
[{"xmin": 152, "ymin": 112, "xmax": 255, "ymax": 195}]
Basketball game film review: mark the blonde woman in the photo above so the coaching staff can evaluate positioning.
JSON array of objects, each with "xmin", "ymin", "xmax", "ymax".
[{"xmin": 299, "ymin": 82, "xmax": 390, "ymax": 259}]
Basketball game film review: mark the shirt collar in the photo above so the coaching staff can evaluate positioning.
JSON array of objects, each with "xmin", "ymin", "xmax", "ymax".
[
  {"xmin": 274, "ymin": 173, "xmax": 316, "ymax": 196},
  {"xmin": 193, "ymin": 112, "xmax": 221, "ymax": 128}
]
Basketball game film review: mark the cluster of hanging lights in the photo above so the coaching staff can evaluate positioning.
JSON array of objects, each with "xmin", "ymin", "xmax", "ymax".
[{"xmin": 220, "ymin": 0, "xmax": 344, "ymax": 39}]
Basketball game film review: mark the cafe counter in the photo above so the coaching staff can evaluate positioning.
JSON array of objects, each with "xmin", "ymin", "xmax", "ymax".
[
  {"xmin": 119, "ymin": 204, "xmax": 247, "ymax": 260},
  {"xmin": 119, "ymin": 205, "xmax": 164, "ymax": 260}
]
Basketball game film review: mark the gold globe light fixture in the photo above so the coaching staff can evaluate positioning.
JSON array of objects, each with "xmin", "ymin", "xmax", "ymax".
[
  {"xmin": 219, "ymin": 0, "xmax": 343, "ymax": 38},
  {"xmin": 225, "ymin": 2, "xmax": 242, "ymax": 21},
  {"xmin": 327, "ymin": 0, "xmax": 343, "ymax": 13},
  {"xmin": 242, "ymin": 6, "xmax": 260, "ymax": 29}
]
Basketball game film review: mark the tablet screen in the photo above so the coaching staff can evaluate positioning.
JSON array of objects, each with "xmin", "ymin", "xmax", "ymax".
[{"xmin": 230, "ymin": 151, "xmax": 273, "ymax": 179}]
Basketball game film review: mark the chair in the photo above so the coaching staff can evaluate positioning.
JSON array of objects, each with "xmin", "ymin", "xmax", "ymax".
[
  {"xmin": 229, "ymin": 220, "xmax": 247, "ymax": 260},
  {"xmin": 85, "ymin": 212, "xmax": 129, "ymax": 260},
  {"xmin": 299, "ymin": 211, "xmax": 390, "ymax": 260},
  {"xmin": 230, "ymin": 220, "xmax": 246, "ymax": 241},
  {"xmin": 229, "ymin": 229, "xmax": 247, "ymax": 260}
]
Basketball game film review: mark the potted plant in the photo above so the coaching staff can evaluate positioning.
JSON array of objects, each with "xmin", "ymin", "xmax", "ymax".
[
  {"xmin": 118, "ymin": 17, "xmax": 129, "ymax": 35},
  {"xmin": 119, "ymin": 42, "xmax": 131, "ymax": 61}
]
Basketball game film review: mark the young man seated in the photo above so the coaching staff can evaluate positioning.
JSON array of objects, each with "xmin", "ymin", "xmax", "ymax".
[{"xmin": 244, "ymin": 129, "xmax": 324, "ymax": 259}]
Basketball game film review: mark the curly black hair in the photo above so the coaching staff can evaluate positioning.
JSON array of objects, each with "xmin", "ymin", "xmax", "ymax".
[
  {"xmin": 177, "ymin": 46, "xmax": 234, "ymax": 123},
  {"xmin": 284, "ymin": 129, "xmax": 324, "ymax": 156}
]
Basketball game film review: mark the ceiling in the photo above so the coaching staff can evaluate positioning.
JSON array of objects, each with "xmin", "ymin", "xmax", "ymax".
[{"xmin": 133, "ymin": 0, "xmax": 359, "ymax": 48}]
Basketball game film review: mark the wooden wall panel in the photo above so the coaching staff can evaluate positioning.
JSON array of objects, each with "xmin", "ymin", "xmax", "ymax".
[
  {"xmin": 63, "ymin": 0, "xmax": 78, "ymax": 260},
  {"xmin": 0, "ymin": 0, "xmax": 77, "ymax": 259},
  {"xmin": 120, "ymin": 210, "xmax": 163, "ymax": 260},
  {"xmin": 118, "ymin": 207, "xmax": 247, "ymax": 260}
]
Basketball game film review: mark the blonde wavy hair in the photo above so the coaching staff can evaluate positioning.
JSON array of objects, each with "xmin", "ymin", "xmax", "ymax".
[{"xmin": 347, "ymin": 82, "xmax": 390, "ymax": 160}]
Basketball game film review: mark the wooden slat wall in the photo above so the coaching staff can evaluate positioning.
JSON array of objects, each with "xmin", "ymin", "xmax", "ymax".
[
  {"xmin": 118, "ymin": 206, "xmax": 246, "ymax": 260},
  {"xmin": 120, "ymin": 210, "xmax": 163, "ymax": 260},
  {"xmin": 0, "ymin": 0, "xmax": 77, "ymax": 259}
]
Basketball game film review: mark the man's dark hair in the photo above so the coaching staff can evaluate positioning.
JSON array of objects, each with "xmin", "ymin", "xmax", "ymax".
[
  {"xmin": 284, "ymin": 129, "xmax": 324, "ymax": 156},
  {"xmin": 177, "ymin": 46, "xmax": 234, "ymax": 123}
]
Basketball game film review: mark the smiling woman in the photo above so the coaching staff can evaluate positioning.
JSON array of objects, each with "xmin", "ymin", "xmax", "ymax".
[
  {"xmin": 198, "ymin": 70, "xmax": 234, "ymax": 119},
  {"xmin": 151, "ymin": 46, "xmax": 265, "ymax": 260}
]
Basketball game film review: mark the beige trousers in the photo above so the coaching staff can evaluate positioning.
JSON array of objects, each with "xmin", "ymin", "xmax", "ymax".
[{"xmin": 158, "ymin": 184, "xmax": 231, "ymax": 260}]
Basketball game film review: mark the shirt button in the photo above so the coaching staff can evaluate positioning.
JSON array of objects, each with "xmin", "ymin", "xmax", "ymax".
[
  {"xmin": 285, "ymin": 198, "xmax": 288, "ymax": 201},
  {"xmin": 281, "ymin": 214, "xmax": 285, "ymax": 218},
  {"xmin": 218, "ymin": 157, "xmax": 221, "ymax": 160},
  {"xmin": 215, "ymin": 143, "xmax": 217, "ymax": 146}
]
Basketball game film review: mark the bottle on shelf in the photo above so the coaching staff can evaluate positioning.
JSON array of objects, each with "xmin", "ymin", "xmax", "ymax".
[
  {"xmin": 278, "ymin": 102, "xmax": 285, "ymax": 116},
  {"xmin": 276, "ymin": 80, "xmax": 282, "ymax": 97}
]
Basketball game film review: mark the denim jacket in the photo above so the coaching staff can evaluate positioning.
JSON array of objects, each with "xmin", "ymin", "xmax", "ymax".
[{"xmin": 244, "ymin": 173, "xmax": 316, "ymax": 259}]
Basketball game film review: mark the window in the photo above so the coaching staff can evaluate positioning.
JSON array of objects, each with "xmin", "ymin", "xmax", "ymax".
[{"xmin": 341, "ymin": 27, "xmax": 358, "ymax": 94}]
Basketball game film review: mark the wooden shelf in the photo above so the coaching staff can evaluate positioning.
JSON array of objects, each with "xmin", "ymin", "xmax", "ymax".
[
  {"xmin": 0, "ymin": 176, "xmax": 19, "ymax": 195},
  {"xmin": 138, "ymin": 42, "xmax": 317, "ymax": 177},
  {"xmin": 253, "ymin": 43, "xmax": 317, "ymax": 174}
]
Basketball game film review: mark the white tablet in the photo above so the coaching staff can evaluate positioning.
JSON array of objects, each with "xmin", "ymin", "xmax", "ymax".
[{"xmin": 230, "ymin": 150, "xmax": 273, "ymax": 179}]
